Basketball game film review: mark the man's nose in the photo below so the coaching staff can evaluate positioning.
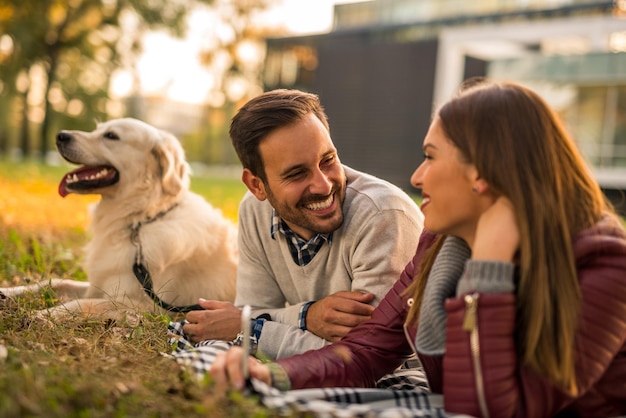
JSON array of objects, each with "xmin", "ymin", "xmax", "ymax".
[{"xmin": 309, "ymin": 169, "xmax": 333, "ymax": 195}]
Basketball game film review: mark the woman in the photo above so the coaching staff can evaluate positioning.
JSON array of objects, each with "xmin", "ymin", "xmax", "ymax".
[{"xmin": 210, "ymin": 80, "xmax": 626, "ymax": 417}]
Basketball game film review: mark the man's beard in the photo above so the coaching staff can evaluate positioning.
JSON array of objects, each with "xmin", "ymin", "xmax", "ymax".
[{"xmin": 265, "ymin": 181, "xmax": 346, "ymax": 236}]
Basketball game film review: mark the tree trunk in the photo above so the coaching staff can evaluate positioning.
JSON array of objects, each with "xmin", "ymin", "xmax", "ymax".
[
  {"xmin": 20, "ymin": 88, "xmax": 30, "ymax": 160},
  {"xmin": 39, "ymin": 49, "xmax": 59, "ymax": 164}
]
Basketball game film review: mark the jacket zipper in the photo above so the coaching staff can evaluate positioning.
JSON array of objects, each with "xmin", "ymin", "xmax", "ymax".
[
  {"xmin": 463, "ymin": 293, "xmax": 489, "ymax": 418},
  {"xmin": 403, "ymin": 298, "xmax": 419, "ymax": 354}
]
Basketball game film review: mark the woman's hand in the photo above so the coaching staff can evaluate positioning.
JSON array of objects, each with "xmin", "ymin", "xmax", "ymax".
[
  {"xmin": 210, "ymin": 346, "xmax": 272, "ymax": 394},
  {"xmin": 472, "ymin": 196, "xmax": 520, "ymax": 262}
]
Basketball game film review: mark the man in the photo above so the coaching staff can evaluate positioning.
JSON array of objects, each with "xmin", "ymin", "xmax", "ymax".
[{"xmin": 175, "ymin": 89, "xmax": 423, "ymax": 361}]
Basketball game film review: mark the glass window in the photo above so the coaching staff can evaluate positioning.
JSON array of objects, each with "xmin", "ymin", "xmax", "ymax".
[
  {"xmin": 572, "ymin": 86, "xmax": 607, "ymax": 167},
  {"xmin": 560, "ymin": 85, "xmax": 626, "ymax": 168},
  {"xmin": 613, "ymin": 86, "xmax": 626, "ymax": 166}
]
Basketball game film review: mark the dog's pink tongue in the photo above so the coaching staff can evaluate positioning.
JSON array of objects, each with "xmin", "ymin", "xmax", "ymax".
[
  {"xmin": 58, "ymin": 166, "xmax": 93, "ymax": 198},
  {"xmin": 58, "ymin": 165, "xmax": 117, "ymax": 197},
  {"xmin": 58, "ymin": 174, "xmax": 72, "ymax": 198}
]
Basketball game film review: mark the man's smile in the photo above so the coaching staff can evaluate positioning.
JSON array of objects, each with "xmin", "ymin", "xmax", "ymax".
[{"xmin": 303, "ymin": 194, "xmax": 334, "ymax": 211}]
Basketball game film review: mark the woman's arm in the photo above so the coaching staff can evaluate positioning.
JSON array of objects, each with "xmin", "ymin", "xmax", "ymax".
[
  {"xmin": 210, "ymin": 230, "xmax": 439, "ymax": 391},
  {"xmin": 276, "ymin": 254, "xmax": 420, "ymax": 389},
  {"xmin": 210, "ymin": 263, "xmax": 417, "ymax": 391},
  {"xmin": 444, "ymin": 216, "xmax": 626, "ymax": 418}
]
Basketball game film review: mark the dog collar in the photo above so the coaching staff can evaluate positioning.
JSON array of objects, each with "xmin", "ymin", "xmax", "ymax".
[{"xmin": 128, "ymin": 203, "xmax": 203, "ymax": 313}]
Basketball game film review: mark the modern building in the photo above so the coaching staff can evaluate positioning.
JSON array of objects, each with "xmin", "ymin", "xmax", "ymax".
[{"xmin": 263, "ymin": 0, "xmax": 626, "ymax": 213}]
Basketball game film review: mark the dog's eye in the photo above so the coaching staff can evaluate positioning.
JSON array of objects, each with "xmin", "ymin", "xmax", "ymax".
[{"xmin": 104, "ymin": 131, "xmax": 119, "ymax": 140}]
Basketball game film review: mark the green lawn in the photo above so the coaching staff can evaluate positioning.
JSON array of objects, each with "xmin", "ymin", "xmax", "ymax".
[{"xmin": 0, "ymin": 161, "xmax": 272, "ymax": 417}]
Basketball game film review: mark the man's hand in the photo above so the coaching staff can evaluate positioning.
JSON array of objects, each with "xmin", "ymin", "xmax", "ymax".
[
  {"xmin": 183, "ymin": 299, "xmax": 241, "ymax": 343},
  {"xmin": 305, "ymin": 291, "xmax": 375, "ymax": 342}
]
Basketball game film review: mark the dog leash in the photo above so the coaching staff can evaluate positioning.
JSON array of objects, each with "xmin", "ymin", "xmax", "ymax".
[{"xmin": 129, "ymin": 203, "xmax": 203, "ymax": 313}]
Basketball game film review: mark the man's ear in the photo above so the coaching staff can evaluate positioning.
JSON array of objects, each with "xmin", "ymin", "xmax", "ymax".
[{"xmin": 242, "ymin": 168, "xmax": 267, "ymax": 201}]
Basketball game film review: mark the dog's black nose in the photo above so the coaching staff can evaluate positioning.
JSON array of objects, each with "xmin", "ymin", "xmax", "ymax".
[{"xmin": 57, "ymin": 131, "xmax": 72, "ymax": 144}]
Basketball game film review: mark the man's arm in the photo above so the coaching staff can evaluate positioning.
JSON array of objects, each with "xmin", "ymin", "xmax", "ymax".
[
  {"xmin": 183, "ymin": 196, "xmax": 287, "ymax": 344},
  {"xmin": 253, "ymin": 291, "xmax": 374, "ymax": 359},
  {"xmin": 254, "ymin": 209, "xmax": 422, "ymax": 359},
  {"xmin": 301, "ymin": 291, "xmax": 374, "ymax": 342}
]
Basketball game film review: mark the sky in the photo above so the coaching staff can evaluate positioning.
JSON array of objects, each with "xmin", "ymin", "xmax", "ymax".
[
  {"xmin": 111, "ymin": 0, "xmax": 361, "ymax": 105},
  {"xmin": 268, "ymin": 0, "xmax": 343, "ymax": 34}
]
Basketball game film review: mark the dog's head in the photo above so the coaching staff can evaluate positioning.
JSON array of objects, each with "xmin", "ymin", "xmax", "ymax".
[{"xmin": 57, "ymin": 118, "xmax": 190, "ymax": 199}]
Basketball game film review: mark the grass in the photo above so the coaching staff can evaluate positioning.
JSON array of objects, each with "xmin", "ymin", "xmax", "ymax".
[
  {"xmin": 2, "ymin": 160, "xmax": 622, "ymax": 417},
  {"xmin": 0, "ymin": 160, "xmax": 285, "ymax": 418}
]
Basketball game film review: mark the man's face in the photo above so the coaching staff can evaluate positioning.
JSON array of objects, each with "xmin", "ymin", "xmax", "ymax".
[{"xmin": 253, "ymin": 113, "xmax": 346, "ymax": 241}]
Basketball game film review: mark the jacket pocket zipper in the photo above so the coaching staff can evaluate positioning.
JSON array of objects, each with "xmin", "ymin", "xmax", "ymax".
[{"xmin": 463, "ymin": 293, "xmax": 489, "ymax": 418}]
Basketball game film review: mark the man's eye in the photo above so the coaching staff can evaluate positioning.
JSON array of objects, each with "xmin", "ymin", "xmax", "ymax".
[
  {"xmin": 104, "ymin": 131, "xmax": 119, "ymax": 140},
  {"xmin": 286, "ymin": 171, "xmax": 304, "ymax": 179},
  {"xmin": 321, "ymin": 155, "xmax": 336, "ymax": 166}
]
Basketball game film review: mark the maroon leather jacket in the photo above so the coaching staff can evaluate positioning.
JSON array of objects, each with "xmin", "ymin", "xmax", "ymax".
[{"xmin": 277, "ymin": 215, "xmax": 626, "ymax": 417}]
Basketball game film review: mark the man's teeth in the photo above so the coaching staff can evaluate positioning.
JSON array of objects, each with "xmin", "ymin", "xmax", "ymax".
[
  {"xmin": 66, "ymin": 168, "xmax": 110, "ymax": 184},
  {"xmin": 305, "ymin": 195, "xmax": 333, "ymax": 210}
]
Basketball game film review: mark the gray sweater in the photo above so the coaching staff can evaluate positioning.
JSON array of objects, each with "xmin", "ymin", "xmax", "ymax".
[
  {"xmin": 416, "ymin": 235, "xmax": 516, "ymax": 355},
  {"xmin": 234, "ymin": 165, "xmax": 424, "ymax": 359}
]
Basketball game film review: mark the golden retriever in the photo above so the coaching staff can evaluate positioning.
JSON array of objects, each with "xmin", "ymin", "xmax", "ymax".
[{"xmin": 1, "ymin": 118, "xmax": 238, "ymax": 321}]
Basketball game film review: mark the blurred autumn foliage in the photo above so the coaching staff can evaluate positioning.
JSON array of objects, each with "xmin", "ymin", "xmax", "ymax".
[{"xmin": 0, "ymin": 0, "xmax": 277, "ymax": 164}]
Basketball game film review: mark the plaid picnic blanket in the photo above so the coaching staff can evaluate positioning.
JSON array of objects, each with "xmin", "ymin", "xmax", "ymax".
[
  {"xmin": 167, "ymin": 320, "xmax": 468, "ymax": 417},
  {"xmin": 167, "ymin": 320, "xmax": 234, "ymax": 380},
  {"xmin": 247, "ymin": 378, "xmax": 473, "ymax": 418}
]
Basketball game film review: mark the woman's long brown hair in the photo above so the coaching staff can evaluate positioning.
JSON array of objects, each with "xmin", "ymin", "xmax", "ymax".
[{"xmin": 405, "ymin": 80, "xmax": 610, "ymax": 395}]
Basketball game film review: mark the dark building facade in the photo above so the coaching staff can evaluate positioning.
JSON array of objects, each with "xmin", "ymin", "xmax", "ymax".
[
  {"xmin": 265, "ymin": 31, "xmax": 445, "ymax": 190},
  {"xmin": 263, "ymin": 0, "xmax": 626, "ymax": 213}
]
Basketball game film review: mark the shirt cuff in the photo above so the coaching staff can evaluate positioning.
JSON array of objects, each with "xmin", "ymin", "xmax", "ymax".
[
  {"xmin": 298, "ymin": 301, "xmax": 314, "ymax": 330},
  {"xmin": 252, "ymin": 317, "xmax": 266, "ymax": 340},
  {"xmin": 266, "ymin": 362, "xmax": 291, "ymax": 391}
]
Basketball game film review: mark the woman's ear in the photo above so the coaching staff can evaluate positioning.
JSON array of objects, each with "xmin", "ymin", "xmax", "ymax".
[
  {"xmin": 242, "ymin": 169, "xmax": 267, "ymax": 201},
  {"xmin": 467, "ymin": 165, "xmax": 489, "ymax": 195},
  {"xmin": 472, "ymin": 179, "xmax": 490, "ymax": 194}
]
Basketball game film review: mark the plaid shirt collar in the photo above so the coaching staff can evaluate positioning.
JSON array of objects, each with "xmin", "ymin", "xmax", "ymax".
[{"xmin": 270, "ymin": 209, "xmax": 332, "ymax": 266}]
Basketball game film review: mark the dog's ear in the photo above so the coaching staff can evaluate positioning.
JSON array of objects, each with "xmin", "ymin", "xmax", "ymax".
[{"xmin": 152, "ymin": 131, "xmax": 190, "ymax": 196}]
